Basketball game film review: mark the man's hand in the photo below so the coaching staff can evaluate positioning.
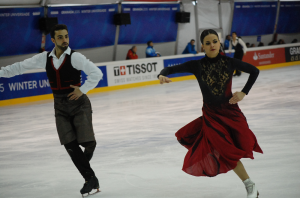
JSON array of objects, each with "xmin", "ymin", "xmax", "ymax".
[
  {"xmin": 159, "ymin": 75, "xmax": 172, "ymax": 84},
  {"xmin": 68, "ymin": 85, "xmax": 83, "ymax": 100},
  {"xmin": 229, "ymin": 91, "xmax": 246, "ymax": 104}
]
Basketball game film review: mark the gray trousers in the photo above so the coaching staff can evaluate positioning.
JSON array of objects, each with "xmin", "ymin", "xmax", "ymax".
[{"xmin": 54, "ymin": 94, "xmax": 96, "ymax": 145}]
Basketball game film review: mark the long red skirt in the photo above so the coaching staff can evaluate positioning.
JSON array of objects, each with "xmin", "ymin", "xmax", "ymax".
[{"xmin": 175, "ymin": 102, "xmax": 263, "ymax": 177}]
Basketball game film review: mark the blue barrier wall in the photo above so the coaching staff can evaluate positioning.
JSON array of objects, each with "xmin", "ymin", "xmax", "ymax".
[{"xmin": 0, "ymin": 66, "xmax": 107, "ymax": 101}]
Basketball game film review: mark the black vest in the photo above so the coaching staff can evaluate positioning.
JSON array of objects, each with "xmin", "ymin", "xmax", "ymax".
[
  {"xmin": 231, "ymin": 38, "xmax": 243, "ymax": 53},
  {"xmin": 46, "ymin": 50, "xmax": 81, "ymax": 94}
]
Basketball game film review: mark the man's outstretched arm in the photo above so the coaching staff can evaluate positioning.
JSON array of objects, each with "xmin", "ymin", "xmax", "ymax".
[{"xmin": 0, "ymin": 52, "xmax": 47, "ymax": 78}]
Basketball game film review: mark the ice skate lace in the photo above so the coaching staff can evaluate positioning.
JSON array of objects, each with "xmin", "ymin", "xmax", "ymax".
[{"xmin": 201, "ymin": 58, "xmax": 230, "ymax": 96}]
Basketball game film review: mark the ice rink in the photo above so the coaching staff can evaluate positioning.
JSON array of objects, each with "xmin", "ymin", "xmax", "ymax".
[{"xmin": 0, "ymin": 65, "xmax": 300, "ymax": 198}]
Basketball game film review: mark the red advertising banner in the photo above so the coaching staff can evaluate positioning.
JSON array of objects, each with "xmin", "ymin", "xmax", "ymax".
[{"xmin": 242, "ymin": 48, "xmax": 286, "ymax": 67}]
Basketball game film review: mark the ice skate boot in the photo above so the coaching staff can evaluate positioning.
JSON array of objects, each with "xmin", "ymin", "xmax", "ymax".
[
  {"xmin": 243, "ymin": 178, "xmax": 259, "ymax": 198},
  {"xmin": 80, "ymin": 176, "xmax": 100, "ymax": 197}
]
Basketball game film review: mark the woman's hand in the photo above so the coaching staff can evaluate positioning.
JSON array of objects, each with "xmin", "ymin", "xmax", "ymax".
[
  {"xmin": 159, "ymin": 75, "xmax": 172, "ymax": 84},
  {"xmin": 229, "ymin": 91, "xmax": 246, "ymax": 104}
]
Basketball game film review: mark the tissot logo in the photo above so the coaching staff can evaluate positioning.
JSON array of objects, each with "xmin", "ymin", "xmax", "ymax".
[
  {"xmin": 114, "ymin": 66, "xmax": 126, "ymax": 76},
  {"xmin": 120, "ymin": 66, "xmax": 126, "ymax": 75},
  {"xmin": 113, "ymin": 62, "xmax": 157, "ymax": 76}
]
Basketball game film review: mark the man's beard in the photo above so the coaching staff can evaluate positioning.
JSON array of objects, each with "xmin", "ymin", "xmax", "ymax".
[{"xmin": 57, "ymin": 43, "xmax": 69, "ymax": 51}]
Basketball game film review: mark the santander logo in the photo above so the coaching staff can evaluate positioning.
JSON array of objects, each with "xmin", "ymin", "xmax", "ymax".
[
  {"xmin": 253, "ymin": 52, "xmax": 258, "ymax": 60},
  {"xmin": 253, "ymin": 51, "xmax": 274, "ymax": 60}
]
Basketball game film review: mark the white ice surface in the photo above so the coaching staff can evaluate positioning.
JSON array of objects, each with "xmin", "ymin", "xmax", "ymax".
[{"xmin": 0, "ymin": 65, "xmax": 300, "ymax": 198}]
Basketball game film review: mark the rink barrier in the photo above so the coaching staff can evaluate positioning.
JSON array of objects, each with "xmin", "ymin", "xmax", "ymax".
[
  {"xmin": 0, "ymin": 43, "xmax": 299, "ymax": 107},
  {"xmin": 0, "ymin": 75, "xmax": 196, "ymax": 106}
]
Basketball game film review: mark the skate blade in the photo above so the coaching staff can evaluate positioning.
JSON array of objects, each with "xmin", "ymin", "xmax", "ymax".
[
  {"xmin": 90, "ymin": 188, "xmax": 101, "ymax": 195},
  {"xmin": 82, "ymin": 189, "xmax": 101, "ymax": 197}
]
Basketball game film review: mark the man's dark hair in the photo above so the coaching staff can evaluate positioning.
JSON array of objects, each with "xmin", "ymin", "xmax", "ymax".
[
  {"xmin": 232, "ymin": 32, "xmax": 237, "ymax": 35},
  {"xmin": 200, "ymin": 29, "xmax": 219, "ymax": 44},
  {"xmin": 50, "ymin": 24, "xmax": 68, "ymax": 39},
  {"xmin": 147, "ymin": 41, "xmax": 153, "ymax": 46},
  {"xmin": 191, "ymin": 39, "xmax": 195, "ymax": 42}
]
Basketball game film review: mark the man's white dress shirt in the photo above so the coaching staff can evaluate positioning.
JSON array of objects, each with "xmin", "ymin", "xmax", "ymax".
[
  {"xmin": 0, "ymin": 47, "xmax": 103, "ymax": 94},
  {"xmin": 229, "ymin": 38, "xmax": 247, "ymax": 54}
]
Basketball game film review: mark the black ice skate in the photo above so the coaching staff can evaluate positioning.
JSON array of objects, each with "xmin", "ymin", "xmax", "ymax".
[{"xmin": 80, "ymin": 176, "xmax": 100, "ymax": 197}]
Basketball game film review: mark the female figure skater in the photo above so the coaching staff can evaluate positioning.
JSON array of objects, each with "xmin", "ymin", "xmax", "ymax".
[{"xmin": 158, "ymin": 29, "xmax": 262, "ymax": 198}]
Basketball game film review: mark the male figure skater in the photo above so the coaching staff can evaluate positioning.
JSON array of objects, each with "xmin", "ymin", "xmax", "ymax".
[
  {"xmin": 0, "ymin": 24, "xmax": 102, "ymax": 196},
  {"xmin": 229, "ymin": 32, "xmax": 247, "ymax": 76}
]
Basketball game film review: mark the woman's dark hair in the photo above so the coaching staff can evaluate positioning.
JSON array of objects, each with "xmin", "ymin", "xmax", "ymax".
[
  {"xmin": 200, "ymin": 29, "xmax": 219, "ymax": 44},
  {"xmin": 147, "ymin": 41, "xmax": 153, "ymax": 46},
  {"xmin": 50, "ymin": 24, "xmax": 68, "ymax": 39}
]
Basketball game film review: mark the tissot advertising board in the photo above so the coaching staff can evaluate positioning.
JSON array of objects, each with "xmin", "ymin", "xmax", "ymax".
[{"xmin": 106, "ymin": 60, "xmax": 164, "ymax": 86}]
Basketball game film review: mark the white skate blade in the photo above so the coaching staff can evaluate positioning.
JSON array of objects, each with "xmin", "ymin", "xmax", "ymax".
[
  {"xmin": 82, "ymin": 189, "xmax": 101, "ymax": 197},
  {"xmin": 90, "ymin": 188, "xmax": 101, "ymax": 195}
]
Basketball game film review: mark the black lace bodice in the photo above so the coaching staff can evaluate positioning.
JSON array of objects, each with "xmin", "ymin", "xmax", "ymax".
[
  {"xmin": 201, "ymin": 55, "xmax": 230, "ymax": 96},
  {"xmin": 159, "ymin": 54, "xmax": 259, "ymax": 104}
]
